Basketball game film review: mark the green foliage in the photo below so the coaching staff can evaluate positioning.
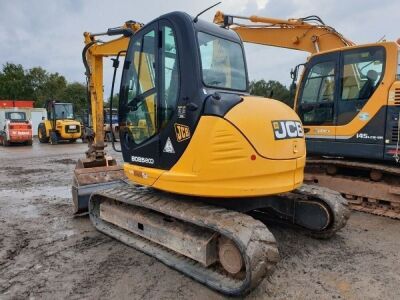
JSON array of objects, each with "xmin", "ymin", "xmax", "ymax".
[
  {"xmin": 105, "ymin": 93, "xmax": 119, "ymax": 109},
  {"xmin": 0, "ymin": 63, "xmax": 33, "ymax": 99},
  {"xmin": 0, "ymin": 63, "xmax": 295, "ymax": 115},
  {"xmin": 0, "ymin": 63, "xmax": 87, "ymax": 112},
  {"xmin": 249, "ymin": 79, "xmax": 293, "ymax": 107},
  {"xmin": 61, "ymin": 82, "xmax": 87, "ymax": 111}
]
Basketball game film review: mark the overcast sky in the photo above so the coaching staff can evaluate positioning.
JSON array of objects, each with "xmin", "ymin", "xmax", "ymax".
[{"xmin": 1, "ymin": 0, "xmax": 399, "ymax": 98}]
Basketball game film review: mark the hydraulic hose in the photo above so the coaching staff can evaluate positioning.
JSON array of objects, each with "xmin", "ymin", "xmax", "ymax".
[
  {"xmin": 109, "ymin": 50, "xmax": 126, "ymax": 152},
  {"xmin": 82, "ymin": 41, "xmax": 98, "ymax": 113}
]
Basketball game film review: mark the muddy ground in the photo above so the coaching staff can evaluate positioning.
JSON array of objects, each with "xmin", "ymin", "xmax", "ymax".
[{"xmin": 0, "ymin": 139, "xmax": 399, "ymax": 300}]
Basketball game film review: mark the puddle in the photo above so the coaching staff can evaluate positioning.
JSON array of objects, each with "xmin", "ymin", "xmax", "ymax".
[
  {"xmin": 0, "ymin": 185, "xmax": 71, "ymax": 199},
  {"xmin": 50, "ymin": 159, "xmax": 77, "ymax": 165},
  {"xmin": 17, "ymin": 204, "xmax": 40, "ymax": 218},
  {"xmin": 0, "ymin": 186, "xmax": 71, "ymax": 219}
]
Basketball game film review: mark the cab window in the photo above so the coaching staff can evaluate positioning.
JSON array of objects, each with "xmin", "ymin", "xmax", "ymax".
[
  {"xmin": 6, "ymin": 112, "xmax": 26, "ymax": 121},
  {"xmin": 341, "ymin": 47, "xmax": 384, "ymax": 101},
  {"xmin": 299, "ymin": 61, "xmax": 336, "ymax": 125},
  {"xmin": 198, "ymin": 32, "xmax": 247, "ymax": 91},
  {"xmin": 125, "ymin": 30, "xmax": 157, "ymax": 145},
  {"xmin": 160, "ymin": 26, "xmax": 179, "ymax": 129}
]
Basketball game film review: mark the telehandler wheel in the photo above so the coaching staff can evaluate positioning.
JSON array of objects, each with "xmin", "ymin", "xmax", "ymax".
[
  {"xmin": 38, "ymin": 124, "xmax": 49, "ymax": 143},
  {"xmin": 50, "ymin": 131, "xmax": 58, "ymax": 145}
]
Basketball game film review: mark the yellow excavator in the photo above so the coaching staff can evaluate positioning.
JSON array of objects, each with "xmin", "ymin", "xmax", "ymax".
[
  {"xmin": 214, "ymin": 11, "xmax": 400, "ymax": 219},
  {"xmin": 71, "ymin": 11, "xmax": 349, "ymax": 295}
]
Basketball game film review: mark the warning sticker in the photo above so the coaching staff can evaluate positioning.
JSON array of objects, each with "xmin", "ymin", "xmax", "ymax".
[{"xmin": 163, "ymin": 137, "xmax": 175, "ymax": 153}]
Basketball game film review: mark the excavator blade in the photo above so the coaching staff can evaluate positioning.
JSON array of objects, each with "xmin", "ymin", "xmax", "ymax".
[{"xmin": 72, "ymin": 158, "xmax": 126, "ymax": 215}]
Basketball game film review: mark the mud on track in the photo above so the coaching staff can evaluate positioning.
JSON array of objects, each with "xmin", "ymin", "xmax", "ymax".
[{"xmin": 0, "ymin": 139, "xmax": 399, "ymax": 299}]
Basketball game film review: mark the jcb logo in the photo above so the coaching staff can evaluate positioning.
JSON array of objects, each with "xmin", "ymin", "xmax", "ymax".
[
  {"xmin": 174, "ymin": 123, "xmax": 191, "ymax": 142},
  {"xmin": 272, "ymin": 120, "xmax": 304, "ymax": 140}
]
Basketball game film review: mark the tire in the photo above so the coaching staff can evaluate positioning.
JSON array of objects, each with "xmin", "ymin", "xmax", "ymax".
[
  {"xmin": 50, "ymin": 131, "xmax": 58, "ymax": 145},
  {"xmin": 38, "ymin": 124, "xmax": 49, "ymax": 143}
]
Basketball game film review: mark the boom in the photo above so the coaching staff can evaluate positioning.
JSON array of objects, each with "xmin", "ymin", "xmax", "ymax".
[
  {"xmin": 72, "ymin": 21, "xmax": 142, "ymax": 214},
  {"xmin": 213, "ymin": 11, "xmax": 355, "ymax": 54},
  {"xmin": 81, "ymin": 21, "xmax": 142, "ymax": 164}
]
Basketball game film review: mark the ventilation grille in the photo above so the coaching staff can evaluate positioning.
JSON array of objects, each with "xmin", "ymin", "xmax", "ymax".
[
  {"xmin": 392, "ymin": 125, "xmax": 399, "ymax": 143},
  {"xmin": 394, "ymin": 88, "xmax": 400, "ymax": 105},
  {"xmin": 210, "ymin": 129, "xmax": 247, "ymax": 163}
]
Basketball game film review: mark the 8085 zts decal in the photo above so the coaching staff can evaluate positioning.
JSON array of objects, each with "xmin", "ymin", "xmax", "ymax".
[{"xmin": 272, "ymin": 120, "xmax": 304, "ymax": 140}]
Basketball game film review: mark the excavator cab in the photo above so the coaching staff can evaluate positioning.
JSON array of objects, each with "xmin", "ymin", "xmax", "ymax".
[
  {"xmin": 119, "ymin": 13, "xmax": 247, "ymax": 172},
  {"xmin": 212, "ymin": 11, "xmax": 400, "ymax": 219},
  {"xmin": 116, "ymin": 12, "xmax": 306, "ymax": 197},
  {"xmin": 295, "ymin": 43, "xmax": 400, "ymax": 161}
]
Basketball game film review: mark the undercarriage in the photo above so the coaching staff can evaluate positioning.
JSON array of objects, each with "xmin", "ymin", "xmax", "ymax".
[
  {"xmin": 88, "ymin": 183, "xmax": 349, "ymax": 295},
  {"xmin": 305, "ymin": 158, "xmax": 400, "ymax": 219}
]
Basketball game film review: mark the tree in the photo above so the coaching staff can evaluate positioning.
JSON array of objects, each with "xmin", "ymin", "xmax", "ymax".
[
  {"xmin": 249, "ymin": 79, "xmax": 292, "ymax": 107},
  {"xmin": 0, "ymin": 63, "xmax": 33, "ymax": 99},
  {"xmin": 61, "ymin": 82, "xmax": 87, "ymax": 112},
  {"xmin": 105, "ymin": 93, "xmax": 119, "ymax": 109},
  {"xmin": 0, "ymin": 63, "xmax": 89, "ymax": 109},
  {"xmin": 39, "ymin": 73, "xmax": 67, "ymax": 104},
  {"xmin": 26, "ymin": 67, "xmax": 48, "ymax": 106}
]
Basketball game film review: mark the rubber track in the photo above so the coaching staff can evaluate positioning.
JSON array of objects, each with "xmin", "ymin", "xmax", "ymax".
[
  {"xmin": 306, "ymin": 158, "xmax": 400, "ymax": 219},
  {"xmin": 89, "ymin": 185, "xmax": 280, "ymax": 296},
  {"xmin": 288, "ymin": 184, "xmax": 351, "ymax": 239},
  {"xmin": 307, "ymin": 158, "xmax": 400, "ymax": 176},
  {"xmin": 347, "ymin": 203, "xmax": 400, "ymax": 220}
]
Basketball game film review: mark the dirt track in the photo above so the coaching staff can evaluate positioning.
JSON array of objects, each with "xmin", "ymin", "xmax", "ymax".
[{"xmin": 1, "ymin": 140, "xmax": 399, "ymax": 299}]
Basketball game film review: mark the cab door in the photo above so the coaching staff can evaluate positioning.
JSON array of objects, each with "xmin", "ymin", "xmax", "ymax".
[
  {"xmin": 297, "ymin": 52, "xmax": 339, "ymax": 146},
  {"xmin": 119, "ymin": 24, "xmax": 160, "ymax": 166},
  {"xmin": 119, "ymin": 20, "xmax": 182, "ymax": 169}
]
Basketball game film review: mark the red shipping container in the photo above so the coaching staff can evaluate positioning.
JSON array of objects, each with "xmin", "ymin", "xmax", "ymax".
[
  {"xmin": 0, "ymin": 100, "xmax": 34, "ymax": 108},
  {"xmin": 0, "ymin": 100, "xmax": 13, "ymax": 108}
]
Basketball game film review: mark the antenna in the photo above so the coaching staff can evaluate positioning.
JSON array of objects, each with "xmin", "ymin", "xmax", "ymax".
[
  {"xmin": 377, "ymin": 35, "xmax": 386, "ymax": 42},
  {"xmin": 193, "ymin": 2, "xmax": 221, "ymax": 23}
]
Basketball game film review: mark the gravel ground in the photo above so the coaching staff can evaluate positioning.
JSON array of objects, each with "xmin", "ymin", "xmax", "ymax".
[{"xmin": 0, "ymin": 140, "xmax": 399, "ymax": 300}]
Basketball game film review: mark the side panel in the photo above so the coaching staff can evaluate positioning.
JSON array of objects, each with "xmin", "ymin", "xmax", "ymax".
[
  {"xmin": 306, "ymin": 106, "xmax": 386, "ymax": 159},
  {"xmin": 125, "ymin": 116, "xmax": 305, "ymax": 197}
]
